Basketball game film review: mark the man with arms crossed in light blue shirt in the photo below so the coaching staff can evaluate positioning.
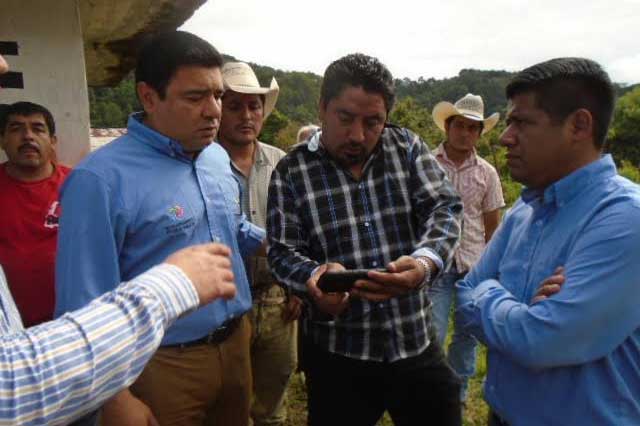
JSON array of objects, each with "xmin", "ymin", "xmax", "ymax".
[
  {"xmin": 55, "ymin": 32, "xmax": 265, "ymax": 426},
  {"xmin": 456, "ymin": 57, "xmax": 640, "ymax": 426}
]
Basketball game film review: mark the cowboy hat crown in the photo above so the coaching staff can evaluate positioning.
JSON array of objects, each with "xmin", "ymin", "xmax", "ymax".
[
  {"xmin": 221, "ymin": 62, "xmax": 279, "ymax": 119},
  {"xmin": 432, "ymin": 93, "xmax": 499, "ymax": 135}
]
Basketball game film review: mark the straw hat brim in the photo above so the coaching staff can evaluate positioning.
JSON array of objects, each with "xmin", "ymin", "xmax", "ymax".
[
  {"xmin": 225, "ymin": 78, "xmax": 279, "ymax": 119},
  {"xmin": 432, "ymin": 101, "xmax": 500, "ymax": 135}
]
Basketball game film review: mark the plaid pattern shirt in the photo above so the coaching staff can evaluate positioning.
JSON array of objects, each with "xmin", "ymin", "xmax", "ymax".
[{"xmin": 267, "ymin": 125, "xmax": 462, "ymax": 362}]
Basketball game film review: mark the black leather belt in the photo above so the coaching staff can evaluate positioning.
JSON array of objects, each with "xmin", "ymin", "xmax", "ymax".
[{"xmin": 163, "ymin": 317, "xmax": 241, "ymax": 349}]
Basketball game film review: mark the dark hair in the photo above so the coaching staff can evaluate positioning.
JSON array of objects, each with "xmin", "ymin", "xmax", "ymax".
[
  {"xmin": 135, "ymin": 31, "xmax": 223, "ymax": 99},
  {"xmin": 445, "ymin": 115, "xmax": 484, "ymax": 135},
  {"xmin": 320, "ymin": 53, "xmax": 395, "ymax": 113},
  {"xmin": 0, "ymin": 101, "xmax": 56, "ymax": 135},
  {"xmin": 506, "ymin": 57, "xmax": 615, "ymax": 148}
]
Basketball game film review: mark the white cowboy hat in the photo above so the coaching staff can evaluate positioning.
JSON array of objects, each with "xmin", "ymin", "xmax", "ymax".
[
  {"xmin": 221, "ymin": 62, "xmax": 279, "ymax": 119},
  {"xmin": 432, "ymin": 93, "xmax": 500, "ymax": 135}
]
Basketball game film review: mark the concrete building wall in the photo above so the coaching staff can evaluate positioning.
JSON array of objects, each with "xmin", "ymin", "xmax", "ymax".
[{"xmin": 0, "ymin": 0, "xmax": 90, "ymax": 166}]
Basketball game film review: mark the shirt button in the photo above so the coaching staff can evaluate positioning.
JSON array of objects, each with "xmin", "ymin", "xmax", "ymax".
[
  {"xmin": 214, "ymin": 236, "xmax": 221, "ymax": 242},
  {"xmin": 364, "ymin": 222, "xmax": 370, "ymax": 227},
  {"xmin": 378, "ymin": 303, "xmax": 384, "ymax": 309},
  {"xmin": 372, "ymin": 261, "xmax": 378, "ymax": 267},
  {"xmin": 536, "ymin": 220, "xmax": 542, "ymax": 226}
]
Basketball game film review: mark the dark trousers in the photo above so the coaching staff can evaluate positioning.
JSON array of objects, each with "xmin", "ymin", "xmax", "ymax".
[
  {"xmin": 488, "ymin": 411, "xmax": 511, "ymax": 426},
  {"xmin": 304, "ymin": 337, "xmax": 462, "ymax": 426}
]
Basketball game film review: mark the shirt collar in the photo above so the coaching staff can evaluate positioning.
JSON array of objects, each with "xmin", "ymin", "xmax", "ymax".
[
  {"xmin": 253, "ymin": 141, "xmax": 274, "ymax": 167},
  {"xmin": 127, "ymin": 112, "xmax": 191, "ymax": 159},
  {"xmin": 521, "ymin": 154, "xmax": 617, "ymax": 207},
  {"xmin": 434, "ymin": 142, "xmax": 478, "ymax": 168},
  {"xmin": 313, "ymin": 130, "xmax": 384, "ymax": 174}
]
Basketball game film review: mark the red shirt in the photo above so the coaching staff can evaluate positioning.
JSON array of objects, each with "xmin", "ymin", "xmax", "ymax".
[{"xmin": 0, "ymin": 163, "xmax": 70, "ymax": 326}]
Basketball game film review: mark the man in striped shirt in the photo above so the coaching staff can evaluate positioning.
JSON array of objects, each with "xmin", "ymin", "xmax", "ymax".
[
  {"xmin": 0, "ymin": 242, "xmax": 236, "ymax": 426},
  {"xmin": 267, "ymin": 53, "xmax": 464, "ymax": 426}
]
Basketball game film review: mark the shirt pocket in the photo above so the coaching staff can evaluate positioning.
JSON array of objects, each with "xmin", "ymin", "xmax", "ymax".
[{"xmin": 134, "ymin": 189, "xmax": 201, "ymax": 242}]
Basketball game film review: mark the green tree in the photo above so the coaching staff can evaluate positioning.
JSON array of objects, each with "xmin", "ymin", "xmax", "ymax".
[
  {"xmin": 260, "ymin": 109, "xmax": 290, "ymax": 146},
  {"xmin": 607, "ymin": 86, "xmax": 640, "ymax": 166},
  {"xmin": 388, "ymin": 97, "xmax": 441, "ymax": 146},
  {"xmin": 619, "ymin": 160, "xmax": 640, "ymax": 183}
]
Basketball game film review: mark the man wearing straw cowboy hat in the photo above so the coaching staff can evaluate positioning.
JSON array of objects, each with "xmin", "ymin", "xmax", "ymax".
[
  {"xmin": 218, "ymin": 62, "xmax": 301, "ymax": 426},
  {"xmin": 430, "ymin": 93, "xmax": 505, "ymax": 402}
]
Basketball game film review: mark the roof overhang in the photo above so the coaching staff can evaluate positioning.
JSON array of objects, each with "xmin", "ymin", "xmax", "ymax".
[{"xmin": 80, "ymin": 0, "xmax": 206, "ymax": 86}]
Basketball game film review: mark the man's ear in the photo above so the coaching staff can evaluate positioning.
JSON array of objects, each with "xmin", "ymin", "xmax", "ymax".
[
  {"xmin": 569, "ymin": 108, "xmax": 594, "ymax": 143},
  {"xmin": 137, "ymin": 81, "xmax": 160, "ymax": 113},
  {"xmin": 50, "ymin": 135, "xmax": 58, "ymax": 148}
]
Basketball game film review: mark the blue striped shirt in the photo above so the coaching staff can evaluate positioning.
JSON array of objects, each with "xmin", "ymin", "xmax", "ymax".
[{"xmin": 0, "ymin": 264, "xmax": 199, "ymax": 425}]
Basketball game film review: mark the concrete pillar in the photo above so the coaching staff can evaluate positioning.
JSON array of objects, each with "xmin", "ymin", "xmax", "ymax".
[{"xmin": 0, "ymin": 0, "xmax": 90, "ymax": 166}]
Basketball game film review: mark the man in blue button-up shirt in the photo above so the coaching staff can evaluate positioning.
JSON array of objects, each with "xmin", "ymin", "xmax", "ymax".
[
  {"xmin": 456, "ymin": 58, "xmax": 640, "ymax": 426},
  {"xmin": 55, "ymin": 32, "xmax": 264, "ymax": 426}
]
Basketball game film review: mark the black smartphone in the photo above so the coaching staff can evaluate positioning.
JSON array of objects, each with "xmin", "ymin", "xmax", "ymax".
[{"xmin": 317, "ymin": 268, "xmax": 387, "ymax": 293}]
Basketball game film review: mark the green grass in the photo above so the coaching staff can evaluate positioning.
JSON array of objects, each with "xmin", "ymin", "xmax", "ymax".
[{"xmin": 284, "ymin": 329, "xmax": 489, "ymax": 425}]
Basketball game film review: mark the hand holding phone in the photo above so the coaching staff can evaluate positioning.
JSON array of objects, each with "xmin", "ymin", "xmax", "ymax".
[{"xmin": 317, "ymin": 269, "xmax": 387, "ymax": 293}]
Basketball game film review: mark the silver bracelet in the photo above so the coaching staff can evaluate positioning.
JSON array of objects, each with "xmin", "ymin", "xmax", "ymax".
[{"xmin": 414, "ymin": 257, "xmax": 432, "ymax": 289}]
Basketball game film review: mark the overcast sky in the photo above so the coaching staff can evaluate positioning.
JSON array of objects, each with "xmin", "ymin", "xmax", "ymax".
[{"xmin": 181, "ymin": 0, "xmax": 640, "ymax": 85}]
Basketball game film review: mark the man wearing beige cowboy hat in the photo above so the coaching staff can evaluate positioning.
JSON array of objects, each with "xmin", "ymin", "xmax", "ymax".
[
  {"xmin": 430, "ymin": 93, "xmax": 505, "ymax": 403},
  {"xmin": 218, "ymin": 61, "xmax": 301, "ymax": 426}
]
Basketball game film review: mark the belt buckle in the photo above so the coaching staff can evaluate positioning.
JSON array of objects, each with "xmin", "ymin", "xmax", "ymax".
[
  {"xmin": 208, "ymin": 324, "xmax": 227, "ymax": 343},
  {"xmin": 205, "ymin": 317, "xmax": 237, "ymax": 344}
]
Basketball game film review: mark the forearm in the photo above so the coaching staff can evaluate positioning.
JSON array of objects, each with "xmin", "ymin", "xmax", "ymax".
[
  {"xmin": 237, "ymin": 218, "xmax": 266, "ymax": 258},
  {"xmin": 460, "ymin": 205, "xmax": 640, "ymax": 369},
  {"xmin": 266, "ymin": 167, "xmax": 319, "ymax": 297},
  {"xmin": 414, "ymin": 196, "xmax": 463, "ymax": 270},
  {"xmin": 267, "ymin": 241, "xmax": 319, "ymax": 297},
  {"xmin": 411, "ymin": 142, "xmax": 463, "ymax": 269},
  {"xmin": 0, "ymin": 264, "xmax": 198, "ymax": 425}
]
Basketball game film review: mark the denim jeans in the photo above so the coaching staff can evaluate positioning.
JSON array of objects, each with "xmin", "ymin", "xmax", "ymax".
[{"xmin": 428, "ymin": 266, "xmax": 478, "ymax": 401}]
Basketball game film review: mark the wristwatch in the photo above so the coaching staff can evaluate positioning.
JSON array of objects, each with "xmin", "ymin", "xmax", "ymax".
[{"xmin": 414, "ymin": 256, "xmax": 433, "ymax": 289}]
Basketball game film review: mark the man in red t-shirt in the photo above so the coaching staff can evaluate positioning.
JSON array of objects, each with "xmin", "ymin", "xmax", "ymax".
[{"xmin": 0, "ymin": 102, "xmax": 70, "ymax": 326}]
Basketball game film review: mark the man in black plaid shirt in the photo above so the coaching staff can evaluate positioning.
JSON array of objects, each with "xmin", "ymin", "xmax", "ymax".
[{"xmin": 267, "ymin": 53, "xmax": 463, "ymax": 426}]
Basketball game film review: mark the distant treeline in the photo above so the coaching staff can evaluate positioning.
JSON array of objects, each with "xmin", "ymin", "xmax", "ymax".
[{"xmin": 89, "ymin": 58, "xmax": 640, "ymax": 204}]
